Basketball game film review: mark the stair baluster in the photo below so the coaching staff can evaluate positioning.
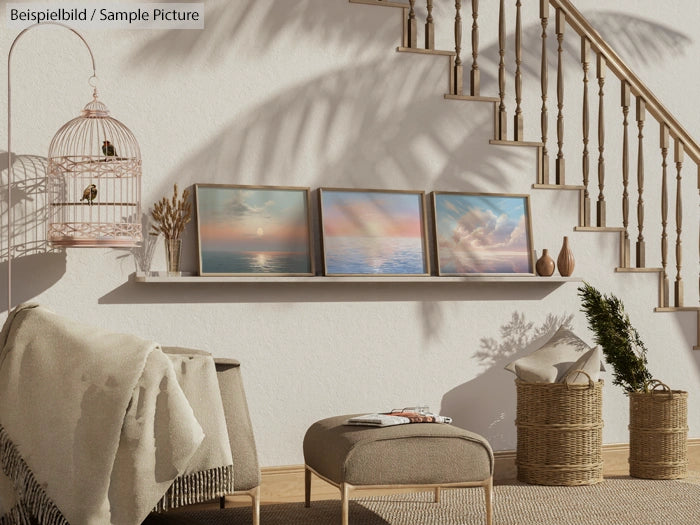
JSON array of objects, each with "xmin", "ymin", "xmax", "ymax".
[
  {"xmin": 514, "ymin": 0, "xmax": 524, "ymax": 141},
  {"xmin": 660, "ymin": 124, "xmax": 670, "ymax": 307},
  {"xmin": 539, "ymin": 0, "xmax": 549, "ymax": 183},
  {"xmin": 596, "ymin": 54, "xmax": 606, "ymax": 225},
  {"xmin": 470, "ymin": 0, "xmax": 480, "ymax": 95},
  {"xmin": 497, "ymin": 0, "xmax": 507, "ymax": 139},
  {"xmin": 425, "ymin": 0, "xmax": 434, "ymax": 49},
  {"xmin": 674, "ymin": 139, "xmax": 684, "ymax": 306},
  {"xmin": 555, "ymin": 9, "xmax": 565, "ymax": 183},
  {"xmin": 636, "ymin": 97, "xmax": 646, "ymax": 267},
  {"xmin": 453, "ymin": 0, "xmax": 463, "ymax": 95},
  {"xmin": 581, "ymin": 37, "xmax": 591, "ymax": 225},
  {"xmin": 621, "ymin": 81, "xmax": 631, "ymax": 267},
  {"xmin": 407, "ymin": 0, "xmax": 417, "ymax": 48}
]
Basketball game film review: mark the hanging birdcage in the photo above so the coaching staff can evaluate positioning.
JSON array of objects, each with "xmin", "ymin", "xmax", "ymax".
[{"xmin": 47, "ymin": 91, "xmax": 142, "ymax": 247}]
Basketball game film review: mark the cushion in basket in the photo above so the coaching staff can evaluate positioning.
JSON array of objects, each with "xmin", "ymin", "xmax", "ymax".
[
  {"xmin": 560, "ymin": 345, "xmax": 602, "ymax": 384},
  {"xmin": 505, "ymin": 326, "xmax": 594, "ymax": 383}
]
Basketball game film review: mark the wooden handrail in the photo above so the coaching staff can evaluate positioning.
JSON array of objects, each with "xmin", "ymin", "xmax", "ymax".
[{"xmin": 550, "ymin": 0, "xmax": 700, "ymax": 166}]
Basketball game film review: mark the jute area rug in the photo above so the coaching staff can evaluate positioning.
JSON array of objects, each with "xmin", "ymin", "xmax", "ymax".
[{"xmin": 144, "ymin": 475, "xmax": 700, "ymax": 525}]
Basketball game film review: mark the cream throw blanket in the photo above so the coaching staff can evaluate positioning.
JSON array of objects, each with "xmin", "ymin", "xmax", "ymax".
[{"xmin": 0, "ymin": 304, "xmax": 233, "ymax": 525}]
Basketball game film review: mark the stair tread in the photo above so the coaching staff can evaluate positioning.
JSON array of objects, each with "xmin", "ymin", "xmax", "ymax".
[
  {"xmin": 533, "ymin": 184, "xmax": 585, "ymax": 190},
  {"xmin": 397, "ymin": 47, "xmax": 456, "ymax": 56},
  {"xmin": 349, "ymin": 0, "xmax": 407, "ymax": 8},
  {"xmin": 655, "ymin": 306, "xmax": 700, "ymax": 312},
  {"xmin": 615, "ymin": 267, "xmax": 663, "ymax": 273},
  {"xmin": 444, "ymin": 94, "xmax": 500, "ymax": 103},
  {"xmin": 574, "ymin": 226, "xmax": 625, "ymax": 232},
  {"xmin": 489, "ymin": 139, "xmax": 544, "ymax": 148}
]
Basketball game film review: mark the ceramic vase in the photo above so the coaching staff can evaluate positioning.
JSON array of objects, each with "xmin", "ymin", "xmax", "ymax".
[
  {"xmin": 535, "ymin": 249, "xmax": 556, "ymax": 277},
  {"xmin": 557, "ymin": 236, "xmax": 575, "ymax": 277},
  {"xmin": 165, "ymin": 238, "xmax": 182, "ymax": 276}
]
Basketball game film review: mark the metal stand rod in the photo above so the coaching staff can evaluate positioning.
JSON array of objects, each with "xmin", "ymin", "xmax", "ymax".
[{"xmin": 7, "ymin": 23, "xmax": 96, "ymax": 312}]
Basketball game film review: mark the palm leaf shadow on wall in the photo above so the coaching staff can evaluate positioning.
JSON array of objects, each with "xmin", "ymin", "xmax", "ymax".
[{"xmin": 140, "ymin": 8, "xmax": 691, "ymax": 201}]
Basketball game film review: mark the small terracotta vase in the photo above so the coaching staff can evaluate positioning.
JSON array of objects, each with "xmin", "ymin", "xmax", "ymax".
[
  {"xmin": 557, "ymin": 236, "xmax": 575, "ymax": 277},
  {"xmin": 536, "ymin": 249, "xmax": 556, "ymax": 277}
]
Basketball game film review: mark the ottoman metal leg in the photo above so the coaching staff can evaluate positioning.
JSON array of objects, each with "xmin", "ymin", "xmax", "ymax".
[
  {"xmin": 250, "ymin": 486, "xmax": 261, "ymax": 525},
  {"xmin": 484, "ymin": 476, "xmax": 493, "ymax": 525},
  {"xmin": 341, "ymin": 482, "xmax": 350, "ymax": 525},
  {"xmin": 305, "ymin": 465, "xmax": 312, "ymax": 507}
]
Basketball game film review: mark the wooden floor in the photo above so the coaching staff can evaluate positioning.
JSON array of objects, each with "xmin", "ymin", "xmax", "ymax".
[{"xmin": 216, "ymin": 439, "xmax": 700, "ymax": 507}]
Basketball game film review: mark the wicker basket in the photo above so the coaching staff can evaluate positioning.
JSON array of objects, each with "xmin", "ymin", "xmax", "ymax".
[
  {"xmin": 629, "ymin": 381, "xmax": 688, "ymax": 479},
  {"xmin": 515, "ymin": 370, "xmax": 603, "ymax": 486}
]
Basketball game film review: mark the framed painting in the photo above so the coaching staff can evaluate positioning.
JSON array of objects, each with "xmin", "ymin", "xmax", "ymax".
[
  {"xmin": 431, "ymin": 192, "xmax": 535, "ymax": 276},
  {"xmin": 318, "ymin": 188, "xmax": 430, "ymax": 276},
  {"xmin": 195, "ymin": 184, "xmax": 314, "ymax": 276}
]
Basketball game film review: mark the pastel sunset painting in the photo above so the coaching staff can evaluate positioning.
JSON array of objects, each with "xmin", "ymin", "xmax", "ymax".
[
  {"xmin": 196, "ymin": 185, "xmax": 313, "ymax": 275},
  {"xmin": 432, "ymin": 192, "xmax": 534, "ymax": 275},
  {"xmin": 319, "ymin": 189, "xmax": 428, "ymax": 276}
]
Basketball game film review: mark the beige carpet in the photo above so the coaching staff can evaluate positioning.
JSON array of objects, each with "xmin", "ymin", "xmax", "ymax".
[{"xmin": 144, "ymin": 476, "xmax": 700, "ymax": 525}]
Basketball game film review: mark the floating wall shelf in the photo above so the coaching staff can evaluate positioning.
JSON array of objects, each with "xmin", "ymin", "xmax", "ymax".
[{"xmin": 134, "ymin": 273, "xmax": 582, "ymax": 284}]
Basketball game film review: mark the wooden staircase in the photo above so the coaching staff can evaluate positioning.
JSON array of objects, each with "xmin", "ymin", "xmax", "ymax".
[{"xmin": 349, "ymin": 0, "xmax": 700, "ymax": 349}]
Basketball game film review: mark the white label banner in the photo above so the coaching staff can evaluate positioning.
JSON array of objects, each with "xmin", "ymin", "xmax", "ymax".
[{"xmin": 6, "ymin": 3, "xmax": 204, "ymax": 29}]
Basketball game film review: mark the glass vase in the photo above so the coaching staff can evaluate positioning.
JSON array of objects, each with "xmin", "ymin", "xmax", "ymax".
[{"xmin": 165, "ymin": 238, "xmax": 182, "ymax": 276}]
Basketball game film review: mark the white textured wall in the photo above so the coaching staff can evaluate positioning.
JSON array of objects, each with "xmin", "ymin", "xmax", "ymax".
[{"xmin": 1, "ymin": 0, "xmax": 699, "ymax": 467}]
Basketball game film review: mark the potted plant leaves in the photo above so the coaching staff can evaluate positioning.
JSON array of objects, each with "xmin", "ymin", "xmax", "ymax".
[{"xmin": 577, "ymin": 282, "xmax": 688, "ymax": 479}]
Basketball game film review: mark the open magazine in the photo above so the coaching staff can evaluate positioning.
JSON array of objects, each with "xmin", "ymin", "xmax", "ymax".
[{"xmin": 345, "ymin": 407, "xmax": 452, "ymax": 427}]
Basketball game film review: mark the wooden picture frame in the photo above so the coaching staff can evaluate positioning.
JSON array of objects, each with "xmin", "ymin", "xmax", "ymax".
[
  {"xmin": 431, "ymin": 192, "xmax": 535, "ymax": 276},
  {"xmin": 195, "ymin": 184, "xmax": 314, "ymax": 276},
  {"xmin": 318, "ymin": 188, "xmax": 430, "ymax": 276}
]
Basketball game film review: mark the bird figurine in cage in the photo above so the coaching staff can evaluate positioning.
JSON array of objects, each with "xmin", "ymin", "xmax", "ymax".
[
  {"xmin": 102, "ymin": 140, "xmax": 117, "ymax": 158},
  {"xmin": 80, "ymin": 183, "xmax": 97, "ymax": 205}
]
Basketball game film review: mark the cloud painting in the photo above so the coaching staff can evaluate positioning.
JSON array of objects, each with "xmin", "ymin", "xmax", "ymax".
[
  {"xmin": 433, "ymin": 193, "xmax": 534, "ymax": 275},
  {"xmin": 320, "ymin": 189, "xmax": 428, "ymax": 275},
  {"xmin": 196, "ymin": 185, "xmax": 313, "ymax": 275}
]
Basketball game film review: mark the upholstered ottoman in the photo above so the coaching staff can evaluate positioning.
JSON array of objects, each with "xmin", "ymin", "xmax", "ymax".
[{"xmin": 303, "ymin": 415, "xmax": 494, "ymax": 525}]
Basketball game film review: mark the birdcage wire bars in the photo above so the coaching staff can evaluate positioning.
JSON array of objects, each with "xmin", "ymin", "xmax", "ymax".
[{"xmin": 47, "ymin": 92, "xmax": 142, "ymax": 247}]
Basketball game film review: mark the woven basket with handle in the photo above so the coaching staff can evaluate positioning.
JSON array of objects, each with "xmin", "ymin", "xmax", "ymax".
[
  {"xmin": 515, "ymin": 369, "xmax": 603, "ymax": 486},
  {"xmin": 629, "ymin": 380, "xmax": 688, "ymax": 479}
]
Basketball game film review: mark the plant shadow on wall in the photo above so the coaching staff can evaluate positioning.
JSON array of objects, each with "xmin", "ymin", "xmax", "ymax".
[
  {"xmin": 440, "ymin": 311, "xmax": 574, "ymax": 450},
  {"xmin": 0, "ymin": 152, "xmax": 66, "ymax": 311}
]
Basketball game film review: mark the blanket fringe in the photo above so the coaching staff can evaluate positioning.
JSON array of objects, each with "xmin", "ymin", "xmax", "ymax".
[
  {"xmin": 153, "ymin": 464, "xmax": 235, "ymax": 513},
  {"xmin": 0, "ymin": 504, "xmax": 32, "ymax": 525},
  {"xmin": 0, "ymin": 425, "xmax": 68, "ymax": 525}
]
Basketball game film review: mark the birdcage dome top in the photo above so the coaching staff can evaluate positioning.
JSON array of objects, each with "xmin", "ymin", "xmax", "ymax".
[
  {"xmin": 81, "ymin": 97, "xmax": 110, "ymax": 118},
  {"xmin": 48, "ymin": 94, "xmax": 141, "ymax": 161}
]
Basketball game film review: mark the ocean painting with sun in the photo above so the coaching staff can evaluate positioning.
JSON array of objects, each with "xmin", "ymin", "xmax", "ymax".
[
  {"xmin": 195, "ymin": 185, "xmax": 314, "ymax": 276},
  {"xmin": 319, "ymin": 189, "xmax": 429, "ymax": 276},
  {"xmin": 432, "ymin": 192, "xmax": 535, "ymax": 276}
]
